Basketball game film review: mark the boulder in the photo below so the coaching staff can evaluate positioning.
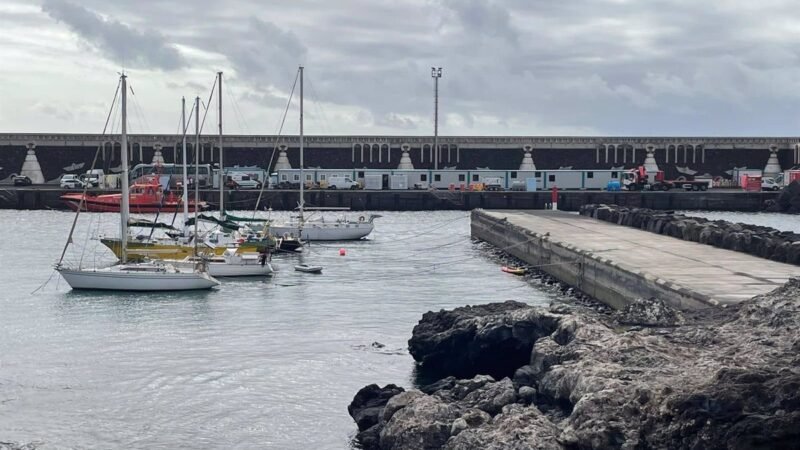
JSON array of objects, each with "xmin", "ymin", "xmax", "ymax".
[
  {"xmin": 408, "ymin": 301, "xmax": 559, "ymax": 379},
  {"xmin": 444, "ymin": 404, "xmax": 562, "ymax": 450},
  {"xmin": 348, "ymin": 383, "xmax": 404, "ymax": 440},
  {"xmin": 616, "ymin": 297, "xmax": 683, "ymax": 327}
]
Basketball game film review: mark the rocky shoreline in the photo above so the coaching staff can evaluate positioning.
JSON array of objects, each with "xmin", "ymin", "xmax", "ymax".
[
  {"xmin": 349, "ymin": 282, "xmax": 800, "ymax": 449},
  {"xmin": 580, "ymin": 204, "xmax": 800, "ymax": 265}
]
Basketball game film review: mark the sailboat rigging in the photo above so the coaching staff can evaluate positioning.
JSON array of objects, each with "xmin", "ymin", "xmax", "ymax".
[
  {"xmin": 56, "ymin": 73, "xmax": 220, "ymax": 291},
  {"xmin": 269, "ymin": 66, "xmax": 380, "ymax": 241}
]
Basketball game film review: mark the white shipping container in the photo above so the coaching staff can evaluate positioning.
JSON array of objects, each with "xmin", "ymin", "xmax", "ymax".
[
  {"xmin": 364, "ymin": 174, "xmax": 382, "ymax": 190},
  {"xmin": 390, "ymin": 174, "xmax": 407, "ymax": 190}
]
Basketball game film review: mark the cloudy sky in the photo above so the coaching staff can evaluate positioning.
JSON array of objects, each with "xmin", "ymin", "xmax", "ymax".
[{"xmin": 2, "ymin": 0, "xmax": 800, "ymax": 136}]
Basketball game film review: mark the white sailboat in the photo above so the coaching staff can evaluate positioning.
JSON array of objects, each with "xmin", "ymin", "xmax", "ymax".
[
  {"xmin": 56, "ymin": 74, "xmax": 220, "ymax": 291},
  {"xmin": 270, "ymin": 66, "xmax": 380, "ymax": 241},
  {"xmin": 164, "ymin": 77, "xmax": 274, "ymax": 277}
]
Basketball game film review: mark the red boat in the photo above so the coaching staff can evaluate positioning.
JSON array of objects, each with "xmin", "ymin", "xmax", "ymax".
[{"xmin": 61, "ymin": 175, "xmax": 208, "ymax": 213}]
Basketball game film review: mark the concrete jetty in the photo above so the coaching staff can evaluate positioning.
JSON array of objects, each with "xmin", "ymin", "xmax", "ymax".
[{"xmin": 471, "ymin": 209, "xmax": 800, "ymax": 309}]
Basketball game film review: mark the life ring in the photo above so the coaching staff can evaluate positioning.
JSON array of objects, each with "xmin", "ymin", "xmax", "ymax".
[{"xmin": 358, "ymin": 216, "xmax": 365, "ymax": 223}]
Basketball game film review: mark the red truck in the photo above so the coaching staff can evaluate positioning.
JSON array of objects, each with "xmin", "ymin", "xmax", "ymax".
[{"xmin": 623, "ymin": 166, "xmax": 709, "ymax": 191}]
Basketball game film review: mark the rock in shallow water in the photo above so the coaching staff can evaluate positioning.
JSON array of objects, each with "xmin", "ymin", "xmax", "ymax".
[{"xmin": 351, "ymin": 278, "xmax": 800, "ymax": 449}]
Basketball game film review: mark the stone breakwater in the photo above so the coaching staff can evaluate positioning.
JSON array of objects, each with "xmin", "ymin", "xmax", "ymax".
[
  {"xmin": 580, "ymin": 203, "xmax": 800, "ymax": 265},
  {"xmin": 348, "ymin": 285, "xmax": 800, "ymax": 449}
]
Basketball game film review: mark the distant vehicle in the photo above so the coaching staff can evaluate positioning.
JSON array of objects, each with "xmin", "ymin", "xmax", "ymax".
[
  {"xmin": 327, "ymin": 175, "xmax": 359, "ymax": 190},
  {"xmin": 762, "ymin": 177, "xmax": 781, "ymax": 191},
  {"xmin": 623, "ymin": 166, "xmax": 708, "ymax": 191},
  {"xmin": 60, "ymin": 174, "xmax": 85, "ymax": 189},
  {"xmin": 80, "ymin": 169, "xmax": 104, "ymax": 188},
  {"xmin": 12, "ymin": 175, "xmax": 32, "ymax": 186},
  {"xmin": 483, "ymin": 177, "xmax": 504, "ymax": 191},
  {"xmin": 225, "ymin": 173, "xmax": 262, "ymax": 190}
]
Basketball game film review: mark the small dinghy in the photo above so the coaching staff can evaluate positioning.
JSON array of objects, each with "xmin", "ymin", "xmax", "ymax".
[
  {"xmin": 295, "ymin": 264, "xmax": 323, "ymax": 274},
  {"xmin": 501, "ymin": 266, "xmax": 527, "ymax": 275}
]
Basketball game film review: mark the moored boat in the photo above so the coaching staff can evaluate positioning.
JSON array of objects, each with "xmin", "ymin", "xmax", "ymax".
[{"xmin": 61, "ymin": 174, "xmax": 208, "ymax": 213}]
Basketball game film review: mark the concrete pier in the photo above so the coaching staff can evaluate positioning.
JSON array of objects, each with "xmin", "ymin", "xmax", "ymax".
[{"xmin": 471, "ymin": 209, "xmax": 800, "ymax": 309}]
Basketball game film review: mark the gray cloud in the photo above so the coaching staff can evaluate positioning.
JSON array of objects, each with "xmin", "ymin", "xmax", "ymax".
[
  {"xmin": 7, "ymin": 0, "xmax": 800, "ymax": 135},
  {"xmin": 41, "ymin": 0, "xmax": 186, "ymax": 70}
]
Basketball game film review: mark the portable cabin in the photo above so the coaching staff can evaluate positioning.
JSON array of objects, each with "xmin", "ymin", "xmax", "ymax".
[
  {"xmin": 430, "ymin": 170, "xmax": 469, "ymax": 189},
  {"xmin": 393, "ymin": 170, "xmax": 430, "ymax": 189},
  {"xmin": 355, "ymin": 169, "xmax": 393, "ymax": 189}
]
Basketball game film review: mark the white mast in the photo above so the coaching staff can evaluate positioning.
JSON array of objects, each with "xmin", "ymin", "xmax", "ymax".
[
  {"xmin": 194, "ymin": 96, "xmax": 200, "ymax": 257},
  {"xmin": 217, "ymin": 71, "xmax": 224, "ymax": 218},
  {"xmin": 120, "ymin": 73, "xmax": 130, "ymax": 263},
  {"xmin": 181, "ymin": 97, "xmax": 189, "ymax": 235},
  {"xmin": 299, "ymin": 66, "xmax": 304, "ymax": 226}
]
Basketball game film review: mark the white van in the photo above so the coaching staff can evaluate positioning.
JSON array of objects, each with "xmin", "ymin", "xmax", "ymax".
[
  {"xmin": 327, "ymin": 175, "xmax": 359, "ymax": 189},
  {"xmin": 60, "ymin": 174, "xmax": 84, "ymax": 189},
  {"xmin": 226, "ymin": 173, "xmax": 262, "ymax": 190}
]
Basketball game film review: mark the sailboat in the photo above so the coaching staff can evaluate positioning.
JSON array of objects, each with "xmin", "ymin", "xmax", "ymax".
[
  {"xmin": 97, "ymin": 73, "xmax": 279, "ymax": 261},
  {"xmin": 269, "ymin": 66, "xmax": 380, "ymax": 241},
  {"xmin": 163, "ymin": 92, "xmax": 273, "ymax": 277},
  {"xmin": 55, "ymin": 74, "xmax": 220, "ymax": 291}
]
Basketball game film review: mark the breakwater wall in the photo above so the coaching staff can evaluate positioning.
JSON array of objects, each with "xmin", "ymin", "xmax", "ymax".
[
  {"xmin": 0, "ymin": 187, "xmax": 779, "ymax": 211},
  {"xmin": 580, "ymin": 204, "xmax": 800, "ymax": 265},
  {"xmin": 471, "ymin": 210, "xmax": 800, "ymax": 309}
]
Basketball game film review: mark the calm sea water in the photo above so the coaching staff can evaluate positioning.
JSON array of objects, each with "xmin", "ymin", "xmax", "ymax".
[{"xmin": 0, "ymin": 210, "xmax": 560, "ymax": 449}]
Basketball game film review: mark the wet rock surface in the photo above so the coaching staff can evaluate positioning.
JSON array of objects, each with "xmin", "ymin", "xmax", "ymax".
[
  {"xmin": 580, "ymin": 203, "xmax": 800, "ymax": 265},
  {"xmin": 766, "ymin": 180, "xmax": 800, "ymax": 213},
  {"xmin": 349, "ymin": 280, "xmax": 800, "ymax": 449}
]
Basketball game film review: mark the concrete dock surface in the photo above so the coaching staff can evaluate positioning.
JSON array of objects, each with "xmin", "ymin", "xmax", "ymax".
[{"xmin": 472, "ymin": 209, "xmax": 800, "ymax": 309}]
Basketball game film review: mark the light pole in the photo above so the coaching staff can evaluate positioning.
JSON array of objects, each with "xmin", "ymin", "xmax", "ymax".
[{"xmin": 431, "ymin": 67, "xmax": 442, "ymax": 170}]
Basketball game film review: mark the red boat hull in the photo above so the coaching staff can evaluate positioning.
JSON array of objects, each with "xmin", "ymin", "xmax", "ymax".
[
  {"xmin": 61, "ymin": 175, "xmax": 207, "ymax": 213},
  {"xmin": 61, "ymin": 194, "xmax": 207, "ymax": 213}
]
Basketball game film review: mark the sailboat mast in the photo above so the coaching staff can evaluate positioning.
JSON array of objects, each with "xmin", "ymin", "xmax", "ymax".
[
  {"xmin": 217, "ymin": 71, "xmax": 224, "ymax": 218},
  {"xmin": 194, "ymin": 96, "xmax": 200, "ymax": 258},
  {"xmin": 181, "ymin": 97, "xmax": 189, "ymax": 234},
  {"xmin": 120, "ymin": 73, "xmax": 130, "ymax": 263},
  {"xmin": 299, "ymin": 66, "xmax": 304, "ymax": 224}
]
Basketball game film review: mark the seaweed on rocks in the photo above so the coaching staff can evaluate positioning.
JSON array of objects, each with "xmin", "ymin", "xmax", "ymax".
[{"xmin": 349, "ymin": 279, "xmax": 800, "ymax": 450}]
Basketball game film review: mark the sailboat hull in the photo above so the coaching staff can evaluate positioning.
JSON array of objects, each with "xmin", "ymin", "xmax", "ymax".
[
  {"xmin": 270, "ymin": 223, "xmax": 374, "ymax": 241},
  {"xmin": 168, "ymin": 260, "xmax": 274, "ymax": 277},
  {"xmin": 100, "ymin": 238, "xmax": 276, "ymax": 261},
  {"xmin": 57, "ymin": 267, "xmax": 220, "ymax": 291}
]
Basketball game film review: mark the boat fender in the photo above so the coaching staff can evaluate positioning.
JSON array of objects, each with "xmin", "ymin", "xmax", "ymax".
[{"xmin": 358, "ymin": 216, "xmax": 365, "ymax": 222}]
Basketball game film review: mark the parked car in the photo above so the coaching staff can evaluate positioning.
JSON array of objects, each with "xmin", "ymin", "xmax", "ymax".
[
  {"xmin": 60, "ymin": 174, "xmax": 85, "ymax": 189},
  {"xmin": 12, "ymin": 175, "xmax": 32, "ymax": 186}
]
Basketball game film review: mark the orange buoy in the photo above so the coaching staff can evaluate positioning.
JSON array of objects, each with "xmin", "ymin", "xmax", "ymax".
[{"xmin": 339, "ymin": 248, "xmax": 346, "ymax": 256}]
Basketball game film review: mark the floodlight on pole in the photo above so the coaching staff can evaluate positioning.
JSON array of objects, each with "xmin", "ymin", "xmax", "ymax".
[{"xmin": 431, "ymin": 67, "xmax": 442, "ymax": 170}]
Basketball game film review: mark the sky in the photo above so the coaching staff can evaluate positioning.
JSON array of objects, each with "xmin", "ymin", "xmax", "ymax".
[{"xmin": 2, "ymin": 0, "xmax": 800, "ymax": 136}]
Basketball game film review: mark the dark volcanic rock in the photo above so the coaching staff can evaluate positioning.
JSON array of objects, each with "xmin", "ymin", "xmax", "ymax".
[
  {"xmin": 616, "ymin": 297, "xmax": 683, "ymax": 327},
  {"xmin": 408, "ymin": 301, "xmax": 559, "ymax": 379},
  {"xmin": 580, "ymin": 203, "xmax": 800, "ymax": 265},
  {"xmin": 348, "ymin": 383, "xmax": 405, "ymax": 446},
  {"xmin": 352, "ymin": 280, "xmax": 800, "ymax": 450}
]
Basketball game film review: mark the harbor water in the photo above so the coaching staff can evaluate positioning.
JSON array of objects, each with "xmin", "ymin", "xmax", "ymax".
[{"xmin": 1, "ymin": 210, "xmax": 559, "ymax": 449}]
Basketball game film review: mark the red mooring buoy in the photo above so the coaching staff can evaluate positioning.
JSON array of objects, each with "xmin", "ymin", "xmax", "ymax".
[{"xmin": 339, "ymin": 248, "xmax": 346, "ymax": 256}]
